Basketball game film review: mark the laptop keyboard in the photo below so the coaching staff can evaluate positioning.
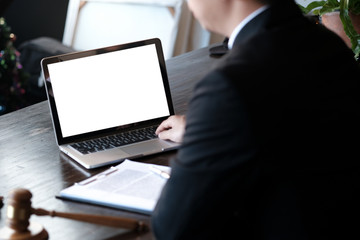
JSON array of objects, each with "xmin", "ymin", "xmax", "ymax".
[{"xmin": 70, "ymin": 125, "xmax": 158, "ymax": 155}]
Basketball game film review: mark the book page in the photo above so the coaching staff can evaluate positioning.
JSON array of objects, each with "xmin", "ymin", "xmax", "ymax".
[
  {"xmin": 89, "ymin": 169, "xmax": 165, "ymax": 200},
  {"xmin": 59, "ymin": 160, "xmax": 170, "ymax": 214}
]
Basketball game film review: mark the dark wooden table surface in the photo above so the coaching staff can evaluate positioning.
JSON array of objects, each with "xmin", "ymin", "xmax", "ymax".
[{"xmin": 0, "ymin": 45, "xmax": 220, "ymax": 239}]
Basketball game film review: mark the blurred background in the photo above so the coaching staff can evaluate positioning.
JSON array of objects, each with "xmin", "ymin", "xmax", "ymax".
[{"xmin": 0, "ymin": 0, "xmax": 225, "ymax": 115}]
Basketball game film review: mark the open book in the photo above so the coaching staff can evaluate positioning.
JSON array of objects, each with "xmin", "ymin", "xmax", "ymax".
[{"xmin": 58, "ymin": 160, "xmax": 170, "ymax": 215}]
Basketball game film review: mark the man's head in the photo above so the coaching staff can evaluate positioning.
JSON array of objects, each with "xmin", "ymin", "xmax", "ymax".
[{"xmin": 187, "ymin": 0, "xmax": 287, "ymax": 37}]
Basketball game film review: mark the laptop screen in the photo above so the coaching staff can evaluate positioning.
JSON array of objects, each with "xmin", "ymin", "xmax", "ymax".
[{"xmin": 42, "ymin": 39, "xmax": 173, "ymax": 143}]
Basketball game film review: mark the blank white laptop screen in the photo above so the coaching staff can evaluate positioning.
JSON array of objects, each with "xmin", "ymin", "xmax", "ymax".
[{"xmin": 47, "ymin": 44, "xmax": 170, "ymax": 138}]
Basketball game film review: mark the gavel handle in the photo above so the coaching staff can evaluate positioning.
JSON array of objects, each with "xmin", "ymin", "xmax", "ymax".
[{"xmin": 32, "ymin": 208, "xmax": 147, "ymax": 232}]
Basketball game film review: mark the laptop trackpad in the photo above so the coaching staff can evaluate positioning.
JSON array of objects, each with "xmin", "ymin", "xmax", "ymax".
[{"xmin": 121, "ymin": 140, "xmax": 165, "ymax": 155}]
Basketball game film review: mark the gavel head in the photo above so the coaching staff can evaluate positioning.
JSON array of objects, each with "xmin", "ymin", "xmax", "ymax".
[{"xmin": 5, "ymin": 188, "xmax": 33, "ymax": 232}]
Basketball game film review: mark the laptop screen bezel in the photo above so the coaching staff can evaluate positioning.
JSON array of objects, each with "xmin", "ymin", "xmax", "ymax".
[{"xmin": 41, "ymin": 38, "xmax": 175, "ymax": 145}]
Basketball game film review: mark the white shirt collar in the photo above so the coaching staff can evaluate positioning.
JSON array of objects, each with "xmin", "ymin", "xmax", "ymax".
[{"xmin": 228, "ymin": 5, "xmax": 269, "ymax": 49}]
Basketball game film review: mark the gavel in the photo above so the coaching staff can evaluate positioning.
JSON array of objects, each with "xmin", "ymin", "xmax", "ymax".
[{"xmin": 0, "ymin": 188, "xmax": 148, "ymax": 239}]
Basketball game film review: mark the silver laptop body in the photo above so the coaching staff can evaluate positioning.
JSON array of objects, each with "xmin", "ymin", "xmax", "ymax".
[{"xmin": 41, "ymin": 38, "xmax": 179, "ymax": 169}]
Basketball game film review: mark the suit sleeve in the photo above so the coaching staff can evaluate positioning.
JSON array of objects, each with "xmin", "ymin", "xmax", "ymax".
[{"xmin": 151, "ymin": 71, "xmax": 259, "ymax": 239}]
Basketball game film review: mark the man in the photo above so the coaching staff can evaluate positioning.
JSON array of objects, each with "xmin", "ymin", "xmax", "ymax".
[{"xmin": 152, "ymin": 0, "xmax": 360, "ymax": 239}]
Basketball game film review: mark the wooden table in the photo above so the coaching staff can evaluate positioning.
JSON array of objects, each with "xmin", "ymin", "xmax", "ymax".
[{"xmin": 0, "ymin": 45, "xmax": 220, "ymax": 239}]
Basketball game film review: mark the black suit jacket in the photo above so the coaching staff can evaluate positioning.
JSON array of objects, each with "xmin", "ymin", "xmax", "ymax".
[{"xmin": 152, "ymin": 1, "xmax": 360, "ymax": 239}]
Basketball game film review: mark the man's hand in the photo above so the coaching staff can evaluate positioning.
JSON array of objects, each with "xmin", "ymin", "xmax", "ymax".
[{"xmin": 155, "ymin": 115, "xmax": 186, "ymax": 143}]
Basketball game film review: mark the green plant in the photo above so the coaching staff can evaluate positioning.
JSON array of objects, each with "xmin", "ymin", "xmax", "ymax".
[{"xmin": 300, "ymin": 0, "xmax": 360, "ymax": 60}]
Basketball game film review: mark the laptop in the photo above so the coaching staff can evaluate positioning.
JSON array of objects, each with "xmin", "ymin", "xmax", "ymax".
[{"xmin": 41, "ymin": 38, "xmax": 180, "ymax": 169}]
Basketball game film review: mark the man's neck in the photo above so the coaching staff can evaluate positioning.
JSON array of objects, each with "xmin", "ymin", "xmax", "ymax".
[{"xmin": 221, "ymin": 1, "xmax": 267, "ymax": 37}]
